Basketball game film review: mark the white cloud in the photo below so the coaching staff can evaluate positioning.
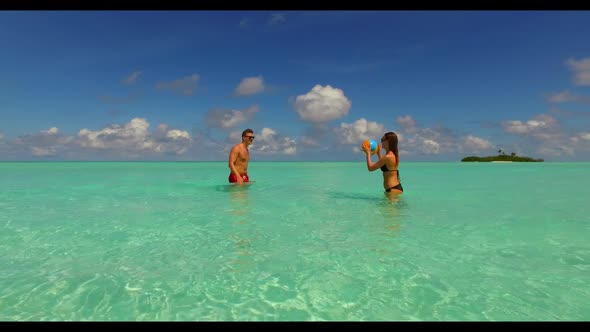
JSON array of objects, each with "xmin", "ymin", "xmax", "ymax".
[
  {"xmin": 41, "ymin": 127, "xmax": 59, "ymax": 135},
  {"xmin": 421, "ymin": 139, "xmax": 440, "ymax": 154},
  {"xmin": 31, "ymin": 147, "xmax": 56, "ymax": 156},
  {"xmin": 295, "ymin": 84, "xmax": 351, "ymax": 123},
  {"xmin": 298, "ymin": 124, "xmax": 333, "ymax": 149},
  {"xmin": 502, "ymin": 114, "xmax": 558, "ymax": 135},
  {"xmin": 402, "ymin": 136, "xmax": 442, "ymax": 155},
  {"xmin": 228, "ymin": 130, "xmax": 242, "ymax": 142},
  {"xmin": 396, "ymin": 115, "xmax": 416, "ymax": 133},
  {"xmin": 0, "ymin": 133, "xmax": 4, "ymax": 140},
  {"xmin": 247, "ymin": 127, "xmax": 297, "ymax": 155},
  {"xmin": 403, "ymin": 136, "xmax": 443, "ymax": 155},
  {"xmin": 18, "ymin": 127, "xmax": 73, "ymax": 146},
  {"xmin": 166, "ymin": 129, "xmax": 190, "ymax": 140},
  {"xmin": 576, "ymin": 71, "xmax": 590, "ymax": 85},
  {"xmin": 335, "ymin": 118, "xmax": 386, "ymax": 145},
  {"xmin": 565, "ymin": 57, "xmax": 590, "ymax": 71},
  {"xmin": 154, "ymin": 124, "xmax": 191, "ymax": 141},
  {"xmin": 77, "ymin": 118, "xmax": 191, "ymax": 155},
  {"xmin": 548, "ymin": 90, "xmax": 577, "ymax": 103},
  {"xmin": 463, "ymin": 135, "xmax": 492, "ymax": 152},
  {"xmin": 399, "ymin": 149, "xmax": 410, "ymax": 155},
  {"xmin": 503, "ymin": 121, "xmax": 534, "ymax": 134},
  {"xmin": 499, "ymin": 114, "xmax": 586, "ymax": 158},
  {"xmin": 234, "ymin": 76, "xmax": 265, "ymax": 96},
  {"xmin": 391, "ymin": 120, "xmax": 460, "ymax": 155},
  {"xmin": 269, "ymin": 13, "xmax": 286, "ymax": 25},
  {"xmin": 78, "ymin": 118, "xmax": 150, "ymax": 149},
  {"xmin": 6, "ymin": 127, "xmax": 73, "ymax": 158},
  {"xmin": 300, "ymin": 136, "xmax": 321, "ymax": 147},
  {"xmin": 156, "ymin": 74, "xmax": 200, "ymax": 95},
  {"xmin": 547, "ymin": 90, "xmax": 590, "ymax": 104},
  {"xmin": 532, "ymin": 132, "xmax": 577, "ymax": 158},
  {"xmin": 391, "ymin": 120, "xmax": 492, "ymax": 157},
  {"xmin": 122, "ymin": 71, "xmax": 142, "ymax": 85},
  {"xmin": 537, "ymin": 145, "xmax": 574, "ymax": 157},
  {"xmin": 577, "ymin": 132, "xmax": 590, "ymax": 141},
  {"xmin": 566, "ymin": 57, "xmax": 590, "ymax": 86},
  {"xmin": 0, "ymin": 121, "xmax": 299, "ymax": 160},
  {"xmin": 206, "ymin": 105, "xmax": 259, "ymax": 129},
  {"xmin": 549, "ymin": 107, "xmax": 590, "ymax": 117}
]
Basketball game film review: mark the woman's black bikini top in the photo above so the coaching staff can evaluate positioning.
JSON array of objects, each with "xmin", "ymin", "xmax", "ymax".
[{"xmin": 381, "ymin": 165, "xmax": 400, "ymax": 179}]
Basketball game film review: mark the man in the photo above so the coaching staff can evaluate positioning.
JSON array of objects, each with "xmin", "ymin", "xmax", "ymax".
[{"xmin": 228, "ymin": 128, "xmax": 254, "ymax": 184}]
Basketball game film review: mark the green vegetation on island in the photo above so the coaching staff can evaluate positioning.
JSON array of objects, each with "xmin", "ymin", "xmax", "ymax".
[{"xmin": 461, "ymin": 150, "xmax": 544, "ymax": 162}]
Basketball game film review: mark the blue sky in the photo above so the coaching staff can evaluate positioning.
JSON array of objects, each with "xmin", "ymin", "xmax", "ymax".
[{"xmin": 1, "ymin": 11, "xmax": 590, "ymax": 161}]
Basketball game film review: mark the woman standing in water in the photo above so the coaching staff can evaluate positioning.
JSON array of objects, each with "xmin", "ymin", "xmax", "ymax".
[{"xmin": 361, "ymin": 131, "xmax": 403, "ymax": 195}]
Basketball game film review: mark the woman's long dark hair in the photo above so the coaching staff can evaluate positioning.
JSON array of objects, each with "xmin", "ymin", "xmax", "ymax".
[{"xmin": 382, "ymin": 132, "xmax": 399, "ymax": 168}]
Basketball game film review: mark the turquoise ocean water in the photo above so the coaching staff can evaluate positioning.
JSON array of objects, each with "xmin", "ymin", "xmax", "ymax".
[{"xmin": 1, "ymin": 162, "xmax": 589, "ymax": 321}]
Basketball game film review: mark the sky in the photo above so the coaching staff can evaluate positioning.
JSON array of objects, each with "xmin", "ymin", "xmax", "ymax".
[{"xmin": 1, "ymin": 10, "xmax": 590, "ymax": 161}]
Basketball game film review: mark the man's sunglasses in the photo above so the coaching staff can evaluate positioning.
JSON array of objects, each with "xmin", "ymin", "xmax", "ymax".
[{"xmin": 244, "ymin": 136, "xmax": 255, "ymax": 140}]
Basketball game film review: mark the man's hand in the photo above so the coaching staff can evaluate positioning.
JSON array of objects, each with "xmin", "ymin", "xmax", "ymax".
[{"xmin": 236, "ymin": 175, "xmax": 244, "ymax": 185}]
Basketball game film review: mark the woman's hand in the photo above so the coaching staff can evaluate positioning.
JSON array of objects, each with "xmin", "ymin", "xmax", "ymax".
[{"xmin": 360, "ymin": 143, "xmax": 371, "ymax": 154}]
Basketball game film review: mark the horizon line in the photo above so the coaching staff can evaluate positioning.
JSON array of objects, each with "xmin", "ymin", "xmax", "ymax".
[{"xmin": 1, "ymin": 160, "xmax": 588, "ymax": 163}]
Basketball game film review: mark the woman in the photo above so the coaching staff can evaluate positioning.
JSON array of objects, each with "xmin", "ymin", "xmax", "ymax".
[{"xmin": 361, "ymin": 131, "xmax": 403, "ymax": 194}]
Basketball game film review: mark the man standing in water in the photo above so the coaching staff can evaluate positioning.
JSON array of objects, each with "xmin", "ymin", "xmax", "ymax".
[{"xmin": 228, "ymin": 128, "xmax": 254, "ymax": 185}]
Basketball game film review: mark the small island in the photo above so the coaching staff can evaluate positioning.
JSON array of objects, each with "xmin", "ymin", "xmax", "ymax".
[{"xmin": 461, "ymin": 149, "xmax": 544, "ymax": 162}]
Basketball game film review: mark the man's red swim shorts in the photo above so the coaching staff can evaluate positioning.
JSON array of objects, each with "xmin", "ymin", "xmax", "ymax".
[{"xmin": 229, "ymin": 173, "xmax": 249, "ymax": 183}]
